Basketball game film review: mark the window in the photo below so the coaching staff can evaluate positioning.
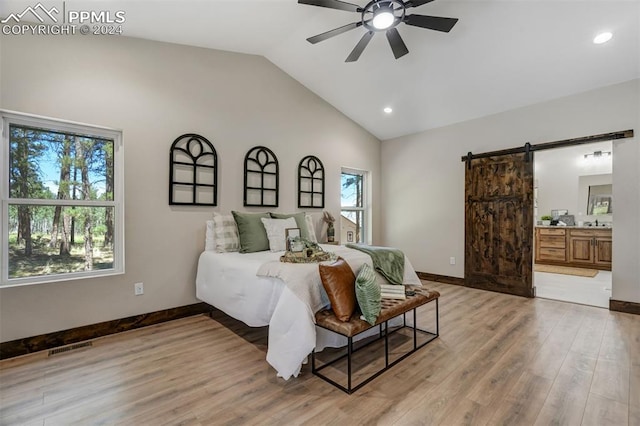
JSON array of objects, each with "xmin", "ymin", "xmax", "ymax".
[
  {"xmin": 1, "ymin": 111, "xmax": 124, "ymax": 286},
  {"xmin": 341, "ymin": 168, "xmax": 368, "ymax": 244}
]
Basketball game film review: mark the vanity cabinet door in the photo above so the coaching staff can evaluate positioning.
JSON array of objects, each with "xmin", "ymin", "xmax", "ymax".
[
  {"xmin": 567, "ymin": 229, "xmax": 612, "ymax": 270},
  {"xmin": 568, "ymin": 235, "xmax": 595, "ymax": 265},
  {"xmin": 594, "ymin": 235, "xmax": 612, "ymax": 268}
]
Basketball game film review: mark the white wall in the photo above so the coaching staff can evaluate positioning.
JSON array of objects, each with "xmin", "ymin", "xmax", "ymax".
[
  {"xmin": 382, "ymin": 79, "xmax": 640, "ymax": 304},
  {"xmin": 0, "ymin": 34, "xmax": 381, "ymax": 342},
  {"xmin": 535, "ymin": 141, "xmax": 613, "ymax": 224}
]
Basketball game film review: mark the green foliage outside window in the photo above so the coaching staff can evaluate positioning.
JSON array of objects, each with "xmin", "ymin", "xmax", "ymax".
[{"xmin": 7, "ymin": 124, "xmax": 115, "ymax": 279}]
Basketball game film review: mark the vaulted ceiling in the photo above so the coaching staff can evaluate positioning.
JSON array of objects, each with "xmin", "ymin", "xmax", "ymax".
[{"xmin": 2, "ymin": 0, "xmax": 639, "ymax": 140}]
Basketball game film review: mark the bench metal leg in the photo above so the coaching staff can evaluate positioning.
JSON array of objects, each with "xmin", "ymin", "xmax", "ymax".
[
  {"xmin": 347, "ymin": 336, "xmax": 352, "ymax": 391},
  {"xmin": 436, "ymin": 298, "xmax": 440, "ymax": 336},
  {"xmin": 413, "ymin": 307, "xmax": 417, "ymax": 350},
  {"xmin": 384, "ymin": 320, "xmax": 389, "ymax": 367}
]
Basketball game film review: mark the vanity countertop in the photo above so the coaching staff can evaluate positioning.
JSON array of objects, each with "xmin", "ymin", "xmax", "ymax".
[{"xmin": 535, "ymin": 225, "xmax": 612, "ymax": 229}]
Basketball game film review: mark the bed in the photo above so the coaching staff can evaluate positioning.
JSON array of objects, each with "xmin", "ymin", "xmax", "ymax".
[{"xmin": 196, "ymin": 243, "xmax": 422, "ymax": 380}]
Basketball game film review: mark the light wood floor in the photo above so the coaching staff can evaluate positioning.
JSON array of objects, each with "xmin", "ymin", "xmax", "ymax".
[{"xmin": 1, "ymin": 282, "xmax": 638, "ymax": 425}]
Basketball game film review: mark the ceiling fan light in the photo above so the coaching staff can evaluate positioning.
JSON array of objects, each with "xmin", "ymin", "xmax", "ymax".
[{"xmin": 373, "ymin": 8, "xmax": 395, "ymax": 30}]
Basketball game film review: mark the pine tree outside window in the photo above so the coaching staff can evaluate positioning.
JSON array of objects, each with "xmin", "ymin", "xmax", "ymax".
[{"xmin": 1, "ymin": 111, "xmax": 124, "ymax": 286}]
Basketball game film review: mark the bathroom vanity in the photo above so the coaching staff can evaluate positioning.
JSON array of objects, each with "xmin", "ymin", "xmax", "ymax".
[{"xmin": 535, "ymin": 226, "xmax": 612, "ymax": 270}]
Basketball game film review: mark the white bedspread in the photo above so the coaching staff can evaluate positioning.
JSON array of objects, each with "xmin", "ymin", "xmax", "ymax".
[{"xmin": 196, "ymin": 244, "xmax": 421, "ymax": 380}]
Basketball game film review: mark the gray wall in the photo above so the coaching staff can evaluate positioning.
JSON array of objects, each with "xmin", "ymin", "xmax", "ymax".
[
  {"xmin": 382, "ymin": 79, "xmax": 640, "ymax": 304},
  {"xmin": 0, "ymin": 34, "xmax": 381, "ymax": 342}
]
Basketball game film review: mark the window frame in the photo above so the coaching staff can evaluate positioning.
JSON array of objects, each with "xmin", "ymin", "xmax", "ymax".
[
  {"xmin": 340, "ymin": 167, "xmax": 370, "ymax": 244},
  {"xmin": 0, "ymin": 110, "xmax": 125, "ymax": 287}
]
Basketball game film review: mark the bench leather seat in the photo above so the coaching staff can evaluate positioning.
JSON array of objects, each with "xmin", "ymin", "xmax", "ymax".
[{"xmin": 315, "ymin": 287, "xmax": 440, "ymax": 337}]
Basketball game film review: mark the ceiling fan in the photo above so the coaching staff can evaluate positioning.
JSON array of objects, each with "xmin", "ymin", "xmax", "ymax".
[{"xmin": 298, "ymin": 0, "xmax": 459, "ymax": 62}]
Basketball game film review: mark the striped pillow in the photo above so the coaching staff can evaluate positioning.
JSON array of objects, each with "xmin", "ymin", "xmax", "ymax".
[
  {"xmin": 212, "ymin": 213, "xmax": 240, "ymax": 253},
  {"xmin": 205, "ymin": 220, "xmax": 216, "ymax": 251},
  {"xmin": 305, "ymin": 214, "xmax": 318, "ymax": 243},
  {"xmin": 355, "ymin": 263, "xmax": 381, "ymax": 325}
]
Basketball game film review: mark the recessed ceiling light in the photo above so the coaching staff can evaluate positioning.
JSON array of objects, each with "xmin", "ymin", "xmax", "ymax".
[
  {"xmin": 593, "ymin": 32, "xmax": 613, "ymax": 44},
  {"xmin": 383, "ymin": 107, "xmax": 393, "ymax": 114}
]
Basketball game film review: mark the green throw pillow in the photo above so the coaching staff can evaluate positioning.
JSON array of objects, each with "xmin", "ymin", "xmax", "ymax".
[
  {"xmin": 232, "ymin": 211, "xmax": 271, "ymax": 253},
  {"xmin": 355, "ymin": 263, "xmax": 381, "ymax": 325},
  {"xmin": 270, "ymin": 212, "xmax": 310, "ymax": 240}
]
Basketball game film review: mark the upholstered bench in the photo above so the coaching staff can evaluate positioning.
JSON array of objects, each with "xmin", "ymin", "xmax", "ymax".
[{"xmin": 312, "ymin": 287, "xmax": 440, "ymax": 394}]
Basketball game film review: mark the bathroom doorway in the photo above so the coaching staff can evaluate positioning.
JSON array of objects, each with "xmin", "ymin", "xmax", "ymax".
[{"xmin": 533, "ymin": 141, "xmax": 613, "ymax": 308}]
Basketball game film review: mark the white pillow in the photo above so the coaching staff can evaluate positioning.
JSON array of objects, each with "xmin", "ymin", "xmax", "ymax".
[
  {"xmin": 261, "ymin": 217, "xmax": 297, "ymax": 252},
  {"xmin": 305, "ymin": 214, "xmax": 318, "ymax": 243},
  {"xmin": 205, "ymin": 220, "xmax": 216, "ymax": 251},
  {"xmin": 213, "ymin": 213, "xmax": 240, "ymax": 253}
]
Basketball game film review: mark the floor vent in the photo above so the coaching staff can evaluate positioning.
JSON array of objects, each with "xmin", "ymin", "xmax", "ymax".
[{"xmin": 48, "ymin": 341, "xmax": 93, "ymax": 356}]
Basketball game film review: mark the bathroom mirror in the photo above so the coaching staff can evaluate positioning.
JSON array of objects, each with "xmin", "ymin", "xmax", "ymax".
[
  {"xmin": 578, "ymin": 174, "xmax": 612, "ymax": 219},
  {"xmin": 587, "ymin": 184, "xmax": 612, "ymax": 215}
]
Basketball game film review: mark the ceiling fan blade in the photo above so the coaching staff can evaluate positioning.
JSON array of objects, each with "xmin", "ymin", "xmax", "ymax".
[
  {"xmin": 346, "ymin": 31, "xmax": 374, "ymax": 62},
  {"xmin": 386, "ymin": 28, "xmax": 409, "ymax": 59},
  {"xmin": 307, "ymin": 22, "xmax": 362, "ymax": 44},
  {"xmin": 404, "ymin": 14, "xmax": 459, "ymax": 32},
  {"xmin": 298, "ymin": 0, "xmax": 362, "ymax": 13},
  {"xmin": 405, "ymin": 0, "xmax": 436, "ymax": 7}
]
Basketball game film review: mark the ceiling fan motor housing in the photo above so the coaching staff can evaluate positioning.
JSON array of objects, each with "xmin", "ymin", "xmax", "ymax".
[{"xmin": 363, "ymin": 0, "xmax": 406, "ymax": 31}]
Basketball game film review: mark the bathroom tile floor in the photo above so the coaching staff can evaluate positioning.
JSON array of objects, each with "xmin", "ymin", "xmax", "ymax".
[{"xmin": 534, "ymin": 269, "xmax": 612, "ymax": 308}]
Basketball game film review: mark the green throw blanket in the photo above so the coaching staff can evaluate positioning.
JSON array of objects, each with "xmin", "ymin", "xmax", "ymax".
[{"xmin": 346, "ymin": 244, "xmax": 405, "ymax": 285}]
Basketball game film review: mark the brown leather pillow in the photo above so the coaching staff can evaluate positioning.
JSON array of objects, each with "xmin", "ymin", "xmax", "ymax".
[{"xmin": 319, "ymin": 257, "xmax": 356, "ymax": 322}]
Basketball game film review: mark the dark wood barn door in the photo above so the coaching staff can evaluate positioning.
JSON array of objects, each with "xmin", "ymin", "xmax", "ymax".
[{"xmin": 465, "ymin": 153, "xmax": 534, "ymax": 297}]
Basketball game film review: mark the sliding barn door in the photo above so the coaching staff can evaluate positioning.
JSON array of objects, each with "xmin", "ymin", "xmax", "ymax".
[{"xmin": 465, "ymin": 153, "xmax": 534, "ymax": 297}]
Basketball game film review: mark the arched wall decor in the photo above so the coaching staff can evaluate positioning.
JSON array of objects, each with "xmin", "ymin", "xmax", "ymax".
[
  {"xmin": 169, "ymin": 133, "xmax": 217, "ymax": 206},
  {"xmin": 298, "ymin": 155, "xmax": 325, "ymax": 208},
  {"xmin": 244, "ymin": 146, "xmax": 279, "ymax": 207}
]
